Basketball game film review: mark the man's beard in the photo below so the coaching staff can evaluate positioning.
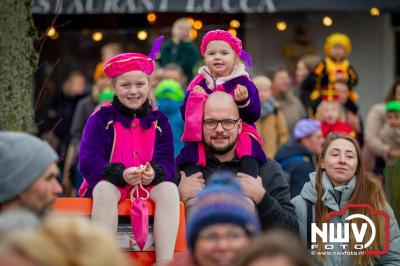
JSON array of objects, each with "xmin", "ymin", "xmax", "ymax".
[{"xmin": 206, "ymin": 135, "xmax": 237, "ymax": 155}]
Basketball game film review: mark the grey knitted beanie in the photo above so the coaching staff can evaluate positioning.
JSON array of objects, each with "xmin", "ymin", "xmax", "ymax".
[{"xmin": 0, "ymin": 132, "xmax": 58, "ymax": 203}]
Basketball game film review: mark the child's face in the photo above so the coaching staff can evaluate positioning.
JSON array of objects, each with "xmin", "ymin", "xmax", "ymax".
[
  {"xmin": 257, "ymin": 82, "xmax": 272, "ymax": 102},
  {"xmin": 387, "ymin": 112, "xmax": 400, "ymax": 128},
  {"xmin": 204, "ymin": 40, "xmax": 237, "ymax": 78},
  {"xmin": 114, "ymin": 71, "xmax": 150, "ymax": 110},
  {"xmin": 334, "ymin": 82, "xmax": 349, "ymax": 104},
  {"xmin": 321, "ymin": 103, "xmax": 340, "ymax": 125},
  {"xmin": 330, "ymin": 44, "xmax": 346, "ymax": 61}
]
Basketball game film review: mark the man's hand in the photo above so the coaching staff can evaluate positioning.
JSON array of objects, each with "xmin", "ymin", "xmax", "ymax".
[
  {"xmin": 234, "ymin": 84, "xmax": 249, "ymax": 102},
  {"xmin": 123, "ymin": 166, "xmax": 143, "ymax": 186},
  {"xmin": 236, "ymin": 172, "xmax": 266, "ymax": 204},
  {"xmin": 141, "ymin": 163, "xmax": 155, "ymax": 185},
  {"xmin": 178, "ymin": 171, "xmax": 205, "ymax": 203}
]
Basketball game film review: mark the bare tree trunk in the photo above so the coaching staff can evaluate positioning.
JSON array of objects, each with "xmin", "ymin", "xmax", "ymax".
[{"xmin": 0, "ymin": 0, "xmax": 38, "ymax": 132}]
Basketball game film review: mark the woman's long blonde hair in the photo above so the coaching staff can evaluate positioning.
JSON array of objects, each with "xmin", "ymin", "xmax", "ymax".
[{"xmin": 314, "ymin": 133, "xmax": 387, "ymax": 265}]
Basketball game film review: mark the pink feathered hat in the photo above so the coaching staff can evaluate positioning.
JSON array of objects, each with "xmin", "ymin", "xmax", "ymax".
[
  {"xmin": 200, "ymin": 30, "xmax": 253, "ymax": 68},
  {"xmin": 103, "ymin": 53, "xmax": 154, "ymax": 77},
  {"xmin": 200, "ymin": 29, "xmax": 242, "ymax": 57},
  {"xmin": 103, "ymin": 36, "xmax": 164, "ymax": 78}
]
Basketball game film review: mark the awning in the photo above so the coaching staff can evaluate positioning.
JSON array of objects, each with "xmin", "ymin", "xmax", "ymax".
[{"xmin": 32, "ymin": 0, "xmax": 400, "ymax": 15}]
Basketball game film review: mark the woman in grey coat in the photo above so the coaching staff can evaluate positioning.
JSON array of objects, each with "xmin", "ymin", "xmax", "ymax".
[{"xmin": 292, "ymin": 133, "xmax": 400, "ymax": 266}]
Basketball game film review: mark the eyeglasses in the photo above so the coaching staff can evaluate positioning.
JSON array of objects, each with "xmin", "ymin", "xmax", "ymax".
[
  {"xmin": 203, "ymin": 119, "xmax": 240, "ymax": 130},
  {"xmin": 198, "ymin": 229, "xmax": 247, "ymax": 244}
]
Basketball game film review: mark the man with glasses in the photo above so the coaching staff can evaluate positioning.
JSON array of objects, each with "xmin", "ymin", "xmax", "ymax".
[{"xmin": 177, "ymin": 92, "xmax": 298, "ymax": 231}]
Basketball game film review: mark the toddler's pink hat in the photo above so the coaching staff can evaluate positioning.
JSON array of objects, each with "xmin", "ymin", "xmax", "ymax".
[
  {"xmin": 200, "ymin": 29, "xmax": 242, "ymax": 57},
  {"xmin": 200, "ymin": 30, "xmax": 253, "ymax": 68},
  {"xmin": 103, "ymin": 53, "xmax": 154, "ymax": 78},
  {"xmin": 103, "ymin": 36, "xmax": 164, "ymax": 78}
]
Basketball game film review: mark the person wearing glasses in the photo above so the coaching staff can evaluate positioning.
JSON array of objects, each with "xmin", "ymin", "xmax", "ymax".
[
  {"xmin": 177, "ymin": 91, "xmax": 298, "ymax": 232},
  {"xmin": 169, "ymin": 172, "xmax": 261, "ymax": 266},
  {"xmin": 177, "ymin": 30, "xmax": 266, "ymax": 180}
]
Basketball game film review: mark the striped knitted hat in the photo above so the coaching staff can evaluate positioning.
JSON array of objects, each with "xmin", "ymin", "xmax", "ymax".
[{"xmin": 187, "ymin": 172, "xmax": 261, "ymax": 249}]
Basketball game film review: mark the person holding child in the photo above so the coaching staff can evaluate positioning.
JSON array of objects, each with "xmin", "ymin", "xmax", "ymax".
[
  {"xmin": 79, "ymin": 41, "xmax": 180, "ymax": 265},
  {"xmin": 177, "ymin": 29, "xmax": 266, "ymax": 179}
]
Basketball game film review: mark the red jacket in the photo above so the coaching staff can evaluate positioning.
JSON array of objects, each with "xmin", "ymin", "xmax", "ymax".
[{"xmin": 321, "ymin": 121, "xmax": 354, "ymax": 138}]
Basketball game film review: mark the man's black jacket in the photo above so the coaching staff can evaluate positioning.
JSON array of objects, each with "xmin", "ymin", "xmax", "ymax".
[{"xmin": 176, "ymin": 154, "xmax": 299, "ymax": 232}]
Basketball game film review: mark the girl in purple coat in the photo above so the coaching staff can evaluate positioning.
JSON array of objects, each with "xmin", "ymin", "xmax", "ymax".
[
  {"xmin": 177, "ymin": 30, "xmax": 266, "ymax": 177},
  {"xmin": 79, "ymin": 48, "xmax": 179, "ymax": 265}
]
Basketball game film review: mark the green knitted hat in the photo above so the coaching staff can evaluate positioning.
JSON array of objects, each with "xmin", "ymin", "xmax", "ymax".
[
  {"xmin": 98, "ymin": 88, "xmax": 115, "ymax": 102},
  {"xmin": 386, "ymin": 100, "xmax": 400, "ymax": 112},
  {"xmin": 155, "ymin": 79, "xmax": 184, "ymax": 101}
]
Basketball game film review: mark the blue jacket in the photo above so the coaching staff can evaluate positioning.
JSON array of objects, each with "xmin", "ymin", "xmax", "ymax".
[{"xmin": 157, "ymin": 99, "xmax": 183, "ymax": 157}]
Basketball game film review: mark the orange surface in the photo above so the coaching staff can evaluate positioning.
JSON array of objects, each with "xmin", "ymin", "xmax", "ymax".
[{"xmin": 53, "ymin": 198, "xmax": 187, "ymax": 265}]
